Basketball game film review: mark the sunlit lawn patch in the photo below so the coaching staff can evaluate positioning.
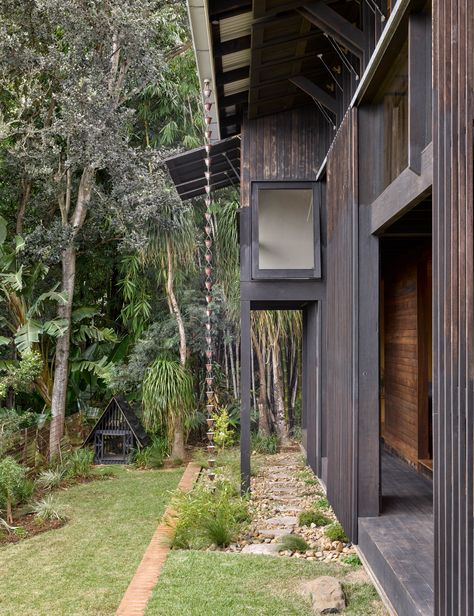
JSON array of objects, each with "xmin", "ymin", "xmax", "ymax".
[{"xmin": 0, "ymin": 466, "xmax": 181, "ymax": 616}]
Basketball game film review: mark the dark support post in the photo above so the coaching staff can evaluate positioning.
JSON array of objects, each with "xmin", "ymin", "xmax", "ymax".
[
  {"xmin": 408, "ymin": 13, "xmax": 431, "ymax": 175},
  {"xmin": 240, "ymin": 299, "xmax": 251, "ymax": 493},
  {"xmin": 303, "ymin": 302, "xmax": 321, "ymax": 476}
]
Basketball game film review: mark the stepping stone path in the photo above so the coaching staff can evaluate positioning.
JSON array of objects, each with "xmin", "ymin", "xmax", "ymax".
[{"xmin": 223, "ymin": 449, "xmax": 358, "ymax": 563}]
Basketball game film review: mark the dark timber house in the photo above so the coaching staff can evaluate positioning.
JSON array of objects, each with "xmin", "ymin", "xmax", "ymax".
[{"xmin": 166, "ymin": 1, "xmax": 473, "ymax": 614}]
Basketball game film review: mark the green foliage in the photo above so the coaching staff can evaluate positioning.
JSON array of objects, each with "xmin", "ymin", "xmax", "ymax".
[
  {"xmin": 341, "ymin": 554, "xmax": 362, "ymax": 567},
  {"xmin": 212, "ymin": 407, "xmax": 235, "ymax": 449},
  {"xmin": 31, "ymin": 495, "xmax": 68, "ymax": 522},
  {"xmin": 142, "ymin": 357, "xmax": 194, "ymax": 434},
  {"xmin": 314, "ymin": 496, "xmax": 330, "ymax": 511},
  {"xmin": 325, "ymin": 522, "xmax": 349, "ymax": 543},
  {"xmin": 36, "ymin": 469, "xmax": 65, "ymax": 491},
  {"xmin": 61, "ymin": 448, "xmax": 94, "ymax": 480},
  {"xmin": 277, "ymin": 533, "xmax": 309, "ymax": 552},
  {"xmin": 172, "ymin": 480, "xmax": 249, "ymax": 549},
  {"xmin": 133, "ymin": 437, "xmax": 167, "ymax": 469},
  {"xmin": 0, "ymin": 456, "xmax": 28, "ymax": 522},
  {"xmin": 298, "ymin": 510, "xmax": 331, "ymax": 527},
  {"xmin": 0, "ymin": 351, "xmax": 43, "ymax": 400},
  {"xmin": 251, "ymin": 432, "xmax": 280, "ymax": 454}
]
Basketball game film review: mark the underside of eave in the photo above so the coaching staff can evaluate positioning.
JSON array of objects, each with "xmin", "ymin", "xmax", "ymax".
[{"xmin": 187, "ymin": 0, "xmax": 221, "ymax": 142}]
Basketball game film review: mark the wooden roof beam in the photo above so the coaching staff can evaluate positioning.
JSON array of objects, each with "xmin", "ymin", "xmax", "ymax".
[
  {"xmin": 289, "ymin": 75, "xmax": 338, "ymax": 114},
  {"xmin": 299, "ymin": 2, "xmax": 365, "ymax": 59}
]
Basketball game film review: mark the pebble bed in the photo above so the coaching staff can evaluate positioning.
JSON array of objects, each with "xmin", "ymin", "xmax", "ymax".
[{"xmin": 218, "ymin": 450, "xmax": 358, "ymax": 561}]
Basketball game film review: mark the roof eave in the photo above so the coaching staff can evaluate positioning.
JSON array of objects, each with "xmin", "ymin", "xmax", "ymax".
[{"xmin": 187, "ymin": 0, "xmax": 221, "ymax": 142}]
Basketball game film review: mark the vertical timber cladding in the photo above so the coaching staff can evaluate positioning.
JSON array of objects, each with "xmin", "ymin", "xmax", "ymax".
[
  {"xmin": 325, "ymin": 109, "xmax": 358, "ymax": 541},
  {"xmin": 433, "ymin": 1, "xmax": 474, "ymax": 615},
  {"xmin": 240, "ymin": 105, "xmax": 330, "ymax": 208}
]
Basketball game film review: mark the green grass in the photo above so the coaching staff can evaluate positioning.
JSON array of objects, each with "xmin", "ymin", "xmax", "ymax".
[
  {"xmin": 146, "ymin": 550, "xmax": 387, "ymax": 616},
  {"xmin": 0, "ymin": 466, "xmax": 182, "ymax": 616}
]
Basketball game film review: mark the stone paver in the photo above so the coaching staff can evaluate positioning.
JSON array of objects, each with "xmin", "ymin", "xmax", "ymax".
[{"xmin": 225, "ymin": 450, "xmax": 358, "ymax": 563}]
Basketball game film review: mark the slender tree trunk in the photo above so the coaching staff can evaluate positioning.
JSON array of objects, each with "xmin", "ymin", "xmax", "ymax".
[
  {"xmin": 6, "ymin": 498, "xmax": 12, "ymax": 525},
  {"xmin": 272, "ymin": 338, "xmax": 290, "ymax": 445},
  {"xmin": 50, "ymin": 166, "xmax": 95, "ymax": 459},
  {"xmin": 16, "ymin": 178, "xmax": 31, "ymax": 235},
  {"xmin": 165, "ymin": 238, "xmax": 186, "ymax": 461},
  {"xmin": 49, "ymin": 244, "xmax": 76, "ymax": 457},
  {"xmin": 235, "ymin": 338, "xmax": 240, "ymax": 399},
  {"xmin": 229, "ymin": 339, "xmax": 238, "ymax": 399},
  {"xmin": 252, "ymin": 330, "xmax": 272, "ymax": 434},
  {"xmin": 251, "ymin": 345, "xmax": 257, "ymax": 411},
  {"xmin": 224, "ymin": 330, "xmax": 230, "ymax": 391}
]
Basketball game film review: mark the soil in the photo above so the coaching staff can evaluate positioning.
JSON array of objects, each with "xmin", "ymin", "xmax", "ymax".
[{"xmin": 0, "ymin": 514, "xmax": 66, "ymax": 545}]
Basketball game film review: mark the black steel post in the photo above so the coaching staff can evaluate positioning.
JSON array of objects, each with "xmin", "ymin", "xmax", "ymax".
[{"xmin": 240, "ymin": 299, "xmax": 251, "ymax": 493}]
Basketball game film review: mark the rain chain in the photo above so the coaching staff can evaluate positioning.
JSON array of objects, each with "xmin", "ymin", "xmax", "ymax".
[{"xmin": 203, "ymin": 78, "xmax": 216, "ymax": 481}]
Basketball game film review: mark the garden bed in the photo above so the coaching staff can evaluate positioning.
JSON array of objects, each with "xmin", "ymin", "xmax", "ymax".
[{"xmin": 0, "ymin": 514, "xmax": 65, "ymax": 545}]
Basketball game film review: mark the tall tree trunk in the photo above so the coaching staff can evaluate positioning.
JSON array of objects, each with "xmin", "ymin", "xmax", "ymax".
[
  {"xmin": 272, "ymin": 338, "xmax": 290, "ymax": 446},
  {"xmin": 229, "ymin": 339, "xmax": 238, "ymax": 399},
  {"xmin": 50, "ymin": 166, "xmax": 95, "ymax": 459},
  {"xmin": 165, "ymin": 238, "xmax": 186, "ymax": 461},
  {"xmin": 49, "ymin": 244, "xmax": 75, "ymax": 457},
  {"xmin": 252, "ymin": 330, "xmax": 272, "ymax": 434}
]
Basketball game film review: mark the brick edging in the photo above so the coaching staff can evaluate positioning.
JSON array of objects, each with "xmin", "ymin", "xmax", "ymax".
[{"xmin": 116, "ymin": 462, "xmax": 202, "ymax": 616}]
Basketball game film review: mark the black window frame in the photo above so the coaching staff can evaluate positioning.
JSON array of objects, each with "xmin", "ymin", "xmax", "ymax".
[{"xmin": 251, "ymin": 181, "xmax": 321, "ymax": 280}]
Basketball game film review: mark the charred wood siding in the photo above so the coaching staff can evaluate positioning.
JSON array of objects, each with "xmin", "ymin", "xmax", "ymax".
[
  {"xmin": 433, "ymin": 1, "xmax": 474, "ymax": 614},
  {"xmin": 240, "ymin": 105, "xmax": 330, "ymax": 208},
  {"xmin": 325, "ymin": 110, "xmax": 358, "ymax": 541}
]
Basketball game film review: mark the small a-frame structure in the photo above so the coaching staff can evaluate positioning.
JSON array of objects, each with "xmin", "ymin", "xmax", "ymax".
[{"xmin": 83, "ymin": 396, "xmax": 150, "ymax": 464}]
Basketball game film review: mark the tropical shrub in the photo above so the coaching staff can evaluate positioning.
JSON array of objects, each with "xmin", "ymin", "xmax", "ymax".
[
  {"xmin": 278, "ymin": 533, "xmax": 309, "ymax": 552},
  {"xmin": 251, "ymin": 432, "xmax": 279, "ymax": 454},
  {"xmin": 172, "ymin": 480, "xmax": 249, "ymax": 549},
  {"xmin": 133, "ymin": 437, "xmax": 167, "ymax": 469},
  {"xmin": 212, "ymin": 407, "xmax": 235, "ymax": 449},
  {"xmin": 31, "ymin": 495, "xmax": 68, "ymax": 522},
  {"xmin": 36, "ymin": 469, "xmax": 65, "ymax": 491},
  {"xmin": 142, "ymin": 357, "xmax": 194, "ymax": 460},
  {"xmin": 325, "ymin": 522, "xmax": 349, "ymax": 542},
  {"xmin": 0, "ymin": 457, "xmax": 28, "ymax": 523},
  {"xmin": 298, "ymin": 510, "xmax": 331, "ymax": 527},
  {"xmin": 62, "ymin": 448, "xmax": 94, "ymax": 479}
]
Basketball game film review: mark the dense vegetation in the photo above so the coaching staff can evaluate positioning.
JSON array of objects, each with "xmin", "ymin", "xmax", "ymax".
[{"xmin": 0, "ymin": 0, "xmax": 303, "ymax": 484}]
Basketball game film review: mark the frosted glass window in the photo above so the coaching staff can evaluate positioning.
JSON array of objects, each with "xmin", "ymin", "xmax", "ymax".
[{"xmin": 258, "ymin": 188, "xmax": 314, "ymax": 270}]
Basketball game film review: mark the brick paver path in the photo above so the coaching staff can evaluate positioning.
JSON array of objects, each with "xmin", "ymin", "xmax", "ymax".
[{"xmin": 116, "ymin": 462, "xmax": 201, "ymax": 616}]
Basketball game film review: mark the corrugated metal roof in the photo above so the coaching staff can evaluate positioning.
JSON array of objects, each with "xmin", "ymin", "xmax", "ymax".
[
  {"xmin": 224, "ymin": 78, "xmax": 250, "ymax": 96},
  {"xmin": 219, "ymin": 11, "xmax": 253, "ymax": 42},
  {"xmin": 222, "ymin": 48, "xmax": 251, "ymax": 72}
]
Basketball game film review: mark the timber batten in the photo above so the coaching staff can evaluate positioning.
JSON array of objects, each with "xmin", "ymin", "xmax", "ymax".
[{"xmin": 433, "ymin": 0, "xmax": 474, "ymax": 613}]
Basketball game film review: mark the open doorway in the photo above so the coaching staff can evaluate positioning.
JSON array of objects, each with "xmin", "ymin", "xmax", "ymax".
[{"xmin": 380, "ymin": 197, "xmax": 432, "ymax": 478}]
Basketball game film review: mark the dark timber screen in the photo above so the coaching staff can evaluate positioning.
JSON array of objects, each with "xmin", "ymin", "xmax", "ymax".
[{"xmin": 325, "ymin": 109, "xmax": 359, "ymax": 542}]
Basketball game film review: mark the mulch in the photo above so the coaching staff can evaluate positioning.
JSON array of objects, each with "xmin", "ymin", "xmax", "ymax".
[{"xmin": 0, "ymin": 514, "xmax": 66, "ymax": 545}]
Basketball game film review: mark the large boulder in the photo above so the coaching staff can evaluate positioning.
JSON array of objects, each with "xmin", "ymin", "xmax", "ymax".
[{"xmin": 301, "ymin": 576, "xmax": 346, "ymax": 614}]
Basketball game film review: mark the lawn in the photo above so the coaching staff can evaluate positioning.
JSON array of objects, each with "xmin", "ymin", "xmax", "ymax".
[
  {"xmin": 0, "ymin": 466, "xmax": 182, "ymax": 616},
  {"xmin": 146, "ymin": 550, "xmax": 386, "ymax": 616}
]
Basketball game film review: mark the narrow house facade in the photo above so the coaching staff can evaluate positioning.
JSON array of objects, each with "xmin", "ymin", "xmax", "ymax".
[{"xmin": 167, "ymin": 1, "xmax": 473, "ymax": 614}]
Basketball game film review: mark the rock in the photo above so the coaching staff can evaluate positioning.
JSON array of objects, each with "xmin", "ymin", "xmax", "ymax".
[
  {"xmin": 241, "ymin": 543, "xmax": 279, "ymax": 556},
  {"xmin": 257, "ymin": 528, "xmax": 289, "ymax": 538},
  {"xmin": 301, "ymin": 576, "xmax": 346, "ymax": 614},
  {"xmin": 265, "ymin": 516, "xmax": 298, "ymax": 526}
]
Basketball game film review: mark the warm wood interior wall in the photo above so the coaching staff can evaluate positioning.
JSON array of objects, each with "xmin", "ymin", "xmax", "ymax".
[
  {"xmin": 325, "ymin": 110, "xmax": 358, "ymax": 541},
  {"xmin": 381, "ymin": 241, "xmax": 431, "ymax": 466},
  {"xmin": 240, "ymin": 105, "xmax": 331, "ymax": 208},
  {"xmin": 433, "ymin": 1, "xmax": 474, "ymax": 614}
]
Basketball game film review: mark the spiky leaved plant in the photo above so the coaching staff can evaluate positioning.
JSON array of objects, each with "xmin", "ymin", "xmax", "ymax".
[{"xmin": 142, "ymin": 356, "xmax": 194, "ymax": 462}]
